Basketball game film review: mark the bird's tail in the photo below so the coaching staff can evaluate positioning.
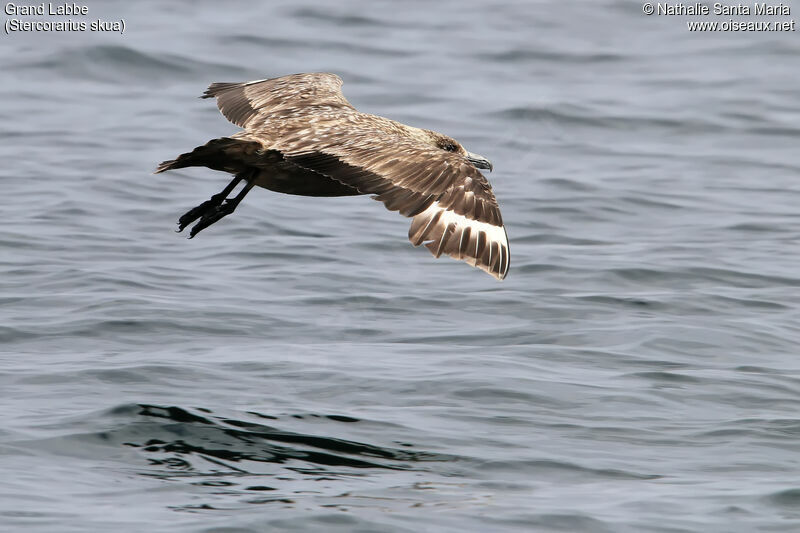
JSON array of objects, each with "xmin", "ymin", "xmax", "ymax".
[
  {"xmin": 154, "ymin": 158, "xmax": 179, "ymax": 173},
  {"xmin": 154, "ymin": 137, "xmax": 256, "ymax": 174}
]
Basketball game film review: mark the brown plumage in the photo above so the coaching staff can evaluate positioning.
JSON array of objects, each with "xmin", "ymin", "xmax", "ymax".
[{"xmin": 156, "ymin": 73, "xmax": 510, "ymax": 280}]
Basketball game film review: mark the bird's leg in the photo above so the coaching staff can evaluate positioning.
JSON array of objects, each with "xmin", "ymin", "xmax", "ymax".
[
  {"xmin": 177, "ymin": 175, "xmax": 244, "ymax": 232},
  {"xmin": 187, "ymin": 174, "xmax": 256, "ymax": 239}
]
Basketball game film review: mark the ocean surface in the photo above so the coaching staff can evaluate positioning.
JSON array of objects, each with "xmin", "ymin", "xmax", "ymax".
[{"xmin": 2, "ymin": 1, "xmax": 800, "ymax": 531}]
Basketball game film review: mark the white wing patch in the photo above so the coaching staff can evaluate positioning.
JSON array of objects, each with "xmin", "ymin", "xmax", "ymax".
[{"xmin": 408, "ymin": 201, "xmax": 510, "ymax": 280}]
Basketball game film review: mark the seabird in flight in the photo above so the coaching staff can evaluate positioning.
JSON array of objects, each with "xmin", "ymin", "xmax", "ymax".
[{"xmin": 155, "ymin": 73, "xmax": 510, "ymax": 279}]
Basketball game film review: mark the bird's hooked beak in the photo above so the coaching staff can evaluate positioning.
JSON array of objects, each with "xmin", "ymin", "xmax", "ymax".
[{"xmin": 466, "ymin": 151, "xmax": 493, "ymax": 172}]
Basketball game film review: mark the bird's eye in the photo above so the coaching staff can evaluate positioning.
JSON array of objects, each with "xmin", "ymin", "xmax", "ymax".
[{"xmin": 442, "ymin": 143, "xmax": 457, "ymax": 152}]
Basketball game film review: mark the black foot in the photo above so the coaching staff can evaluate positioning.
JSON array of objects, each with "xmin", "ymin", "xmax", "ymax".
[
  {"xmin": 177, "ymin": 192, "xmax": 226, "ymax": 233},
  {"xmin": 188, "ymin": 200, "xmax": 237, "ymax": 238}
]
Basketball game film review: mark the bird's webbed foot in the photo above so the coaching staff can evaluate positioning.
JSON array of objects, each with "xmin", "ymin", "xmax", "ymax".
[
  {"xmin": 188, "ymin": 199, "xmax": 237, "ymax": 238},
  {"xmin": 177, "ymin": 192, "xmax": 227, "ymax": 233},
  {"xmin": 177, "ymin": 173, "xmax": 256, "ymax": 238}
]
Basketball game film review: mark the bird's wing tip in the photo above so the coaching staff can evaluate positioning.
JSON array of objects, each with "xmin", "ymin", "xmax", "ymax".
[
  {"xmin": 410, "ymin": 203, "xmax": 510, "ymax": 281},
  {"xmin": 201, "ymin": 82, "xmax": 239, "ymax": 99}
]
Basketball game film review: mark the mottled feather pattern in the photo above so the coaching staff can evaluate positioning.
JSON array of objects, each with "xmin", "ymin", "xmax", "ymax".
[
  {"xmin": 163, "ymin": 73, "xmax": 510, "ymax": 279},
  {"xmin": 203, "ymin": 73, "xmax": 355, "ymax": 129}
]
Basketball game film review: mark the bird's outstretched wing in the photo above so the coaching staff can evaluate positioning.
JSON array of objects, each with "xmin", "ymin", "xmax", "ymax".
[
  {"xmin": 277, "ymin": 123, "xmax": 509, "ymax": 280},
  {"xmin": 202, "ymin": 73, "xmax": 355, "ymax": 128},
  {"xmin": 203, "ymin": 74, "xmax": 509, "ymax": 280}
]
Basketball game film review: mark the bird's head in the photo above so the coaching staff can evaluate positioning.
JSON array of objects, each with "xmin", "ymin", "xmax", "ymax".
[{"xmin": 424, "ymin": 130, "xmax": 493, "ymax": 172}]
